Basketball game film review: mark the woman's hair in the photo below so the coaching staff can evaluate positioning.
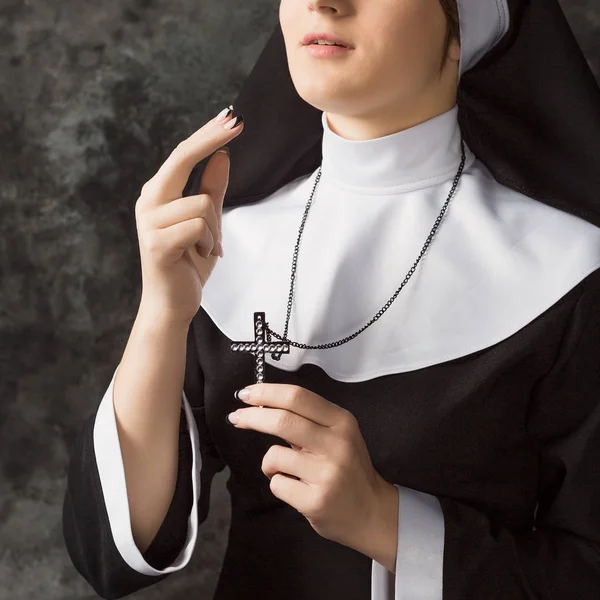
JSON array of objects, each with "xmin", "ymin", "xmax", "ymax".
[{"xmin": 439, "ymin": 0, "xmax": 460, "ymax": 70}]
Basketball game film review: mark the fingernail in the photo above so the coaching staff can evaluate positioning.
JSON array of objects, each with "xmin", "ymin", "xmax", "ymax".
[
  {"xmin": 224, "ymin": 113, "xmax": 244, "ymax": 130},
  {"xmin": 215, "ymin": 145, "xmax": 230, "ymax": 157},
  {"xmin": 234, "ymin": 388, "xmax": 250, "ymax": 400},
  {"xmin": 215, "ymin": 105, "xmax": 234, "ymax": 122},
  {"xmin": 226, "ymin": 411, "xmax": 239, "ymax": 425},
  {"xmin": 217, "ymin": 241, "xmax": 224, "ymax": 258}
]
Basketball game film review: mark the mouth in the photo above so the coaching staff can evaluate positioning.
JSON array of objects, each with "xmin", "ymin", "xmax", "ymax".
[
  {"xmin": 303, "ymin": 44, "xmax": 353, "ymax": 58},
  {"xmin": 301, "ymin": 32, "xmax": 354, "ymax": 49}
]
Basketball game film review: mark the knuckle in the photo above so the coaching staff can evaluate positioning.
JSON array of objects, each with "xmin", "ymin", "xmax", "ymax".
[
  {"xmin": 197, "ymin": 193, "xmax": 212, "ymax": 212},
  {"xmin": 197, "ymin": 195, "xmax": 216, "ymax": 224},
  {"xmin": 140, "ymin": 178, "xmax": 155, "ymax": 199},
  {"xmin": 193, "ymin": 217, "xmax": 210, "ymax": 241},
  {"xmin": 321, "ymin": 462, "xmax": 339, "ymax": 485},
  {"xmin": 309, "ymin": 490, "xmax": 328, "ymax": 517},
  {"xmin": 174, "ymin": 140, "xmax": 192, "ymax": 162},
  {"xmin": 142, "ymin": 230, "xmax": 160, "ymax": 254},
  {"xmin": 275, "ymin": 409, "xmax": 294, "ymax": 433},
  {"xmin": 272, "ymin": 444, "xmax": 285, "ymax": 464},
  {"xmin": 284, "ymin": 386, "xmax": 302, "ymax": 409},
  {"xmin": 134, "ymin": 199, "xmax": 144, "ymax": 220},
  {"xmin": 260, "ymin": 449, "xmax": 272, "ymax": 475},
  {"xmin": 194, "ymin": 216, "xmax": 208, "ymax": 232},
  {"xmin": 340, "ymin": 408, "xmax": 358, "ymax": 433},
  {"xmin": 135, "ymin": 203, "xmax": 150, "ymax": 225},
  {"xmin": 261, "ymin": 444, "xmax": 282, "ymax": 475}
]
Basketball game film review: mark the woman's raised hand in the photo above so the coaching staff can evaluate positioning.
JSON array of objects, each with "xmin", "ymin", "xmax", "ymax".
[{"xmin": 135, "ymin": 106, "xmax": 244, "ymax": 326}]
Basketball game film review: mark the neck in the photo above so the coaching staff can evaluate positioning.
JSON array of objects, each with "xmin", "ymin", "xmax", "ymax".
[{"xmin": 324, "ymin": 85, "xmax": 458, "ymax": 141}]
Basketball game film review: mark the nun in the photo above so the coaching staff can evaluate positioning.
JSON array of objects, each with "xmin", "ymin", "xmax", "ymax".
[{"xmin": 63, "ymin": 0, "xmax": 600, "ymax": 598}]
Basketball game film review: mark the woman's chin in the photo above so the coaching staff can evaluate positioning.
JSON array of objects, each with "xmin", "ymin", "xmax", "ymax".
[{"xmin": 293, "ymin": 82, "xmax": 357, "ymax": 112}]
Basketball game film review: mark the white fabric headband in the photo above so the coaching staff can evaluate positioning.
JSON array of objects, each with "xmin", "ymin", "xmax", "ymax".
[{"xmin": 458, "ymin": 0, "xmax": 510, "ymax": 78}]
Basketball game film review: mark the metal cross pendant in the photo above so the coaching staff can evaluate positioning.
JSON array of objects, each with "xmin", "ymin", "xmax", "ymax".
[{"xmin": 230, "ymin": 312, "xmax": 290, "ymax": 384}]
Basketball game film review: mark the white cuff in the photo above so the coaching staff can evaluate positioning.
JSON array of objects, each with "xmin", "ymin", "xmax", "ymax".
[
  {"xmin": 92, "ymin": 363, "xmax": 201, "ymax": 575},
  {"xmin": 371, "ymin": 485, "xmax": 445, "ymax": 600}
]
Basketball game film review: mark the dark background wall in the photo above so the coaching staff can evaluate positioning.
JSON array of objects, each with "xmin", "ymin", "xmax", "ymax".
[{"xmin": 0, "ymin": 1, "xmax": 598, "ymax": 598}]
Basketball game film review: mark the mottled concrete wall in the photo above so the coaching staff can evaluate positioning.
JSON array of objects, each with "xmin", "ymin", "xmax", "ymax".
[{"xmin": 0, "ymin": 2, "xmax": 598, "ymax": 599}]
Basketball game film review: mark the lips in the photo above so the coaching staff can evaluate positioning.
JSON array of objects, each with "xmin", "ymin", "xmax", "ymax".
[
  {"xmin": 311, "ymin": 41, "xmax": 344, "ymax": 47},
  {"xmin": 301, "ymin": 32, "xmax": 353, "ymax": 49}
]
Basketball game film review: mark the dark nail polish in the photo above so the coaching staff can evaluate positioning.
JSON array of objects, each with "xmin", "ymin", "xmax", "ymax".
[{"xmin": 227, "ymin": 113, "xmax": 243, "ymax": 129}]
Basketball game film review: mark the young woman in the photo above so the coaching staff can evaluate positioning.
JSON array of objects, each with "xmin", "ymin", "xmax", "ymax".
[{"xmin": 63, "ymin": 1, "xmax": 600, "ymax": 598}]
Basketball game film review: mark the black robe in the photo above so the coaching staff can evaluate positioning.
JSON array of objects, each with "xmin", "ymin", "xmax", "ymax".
[{"xmin": 63, "ymin": 260, "xmax": 600, "ymax": 599}]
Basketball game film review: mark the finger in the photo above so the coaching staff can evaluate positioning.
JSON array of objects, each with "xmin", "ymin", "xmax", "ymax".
[
  {"xmin": 235, "ymin": 407, "xmax": 328, "ymax": 453},
  {"xmin": 199, "ymin": 144, "xmax": 230, "ymax": 237},
  {"xmin": 142, "ymin": 108, "xmax": 244, "ymax": 205},
  {"xmin": 262, "ymin": 444, "xmax": 316, "ymax": 483},
  {"xmin": 152, "ymin": 217, "xmax": 215, "ymax": 262},
  {"xmin": 268, "ymin": 473, "xmax": 309, "ymax": 512},
  {"xmin": 150, "ymin": 193, "xmax": 219, "ymax": 255},
  {"xmin": 240, "ymin": 383, "xmax": 342, "ymax": 428}
]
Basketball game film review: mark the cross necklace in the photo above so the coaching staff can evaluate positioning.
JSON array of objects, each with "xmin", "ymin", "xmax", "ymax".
[{"xmin": 230, "ymin": 140, "xmax": 466, "ymax": 384}]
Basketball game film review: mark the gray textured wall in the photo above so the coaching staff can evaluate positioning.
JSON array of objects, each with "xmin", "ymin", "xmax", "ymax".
[{"xmin": 0, "ymin": 1, "xmax": 598, "ymax": 599}]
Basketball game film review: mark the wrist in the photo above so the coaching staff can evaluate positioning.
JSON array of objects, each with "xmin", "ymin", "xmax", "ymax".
[
  {"xmin": 137, "ymin": 301, "xmax": 193, "ymax": 333},
  {"xmin": 360, "ymin": 476, "xmax": 399, "ymax": 573}
]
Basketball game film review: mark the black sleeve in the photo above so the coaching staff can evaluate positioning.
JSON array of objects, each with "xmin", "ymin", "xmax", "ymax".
[
  {"xmin": 62, "ymin": 320, "xmax": 227, "ymax": 599},
  {"xmin": 436, "ymin": 268, "xmax": 600, "ymax": 599}
]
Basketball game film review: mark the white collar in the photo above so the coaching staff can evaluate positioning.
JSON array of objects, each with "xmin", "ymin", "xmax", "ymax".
[
  {"xmin": 200, "ymin": 109, "xmax": 600, "ymax": 382},
  {"xmin": 320, "ymin": 105, "xmax": 469, "ymax": 193}
]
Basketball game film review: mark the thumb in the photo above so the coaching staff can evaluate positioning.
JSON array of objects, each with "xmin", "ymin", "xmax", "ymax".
[{"xmin": 199, "ymin": 146, "xmax": 230, "ymax": 235}]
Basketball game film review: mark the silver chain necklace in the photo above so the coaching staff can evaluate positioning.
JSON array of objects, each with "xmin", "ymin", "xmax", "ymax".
[{"xmin": 230, "ymin": 139, "xmax": 467, "ymax": 384}]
